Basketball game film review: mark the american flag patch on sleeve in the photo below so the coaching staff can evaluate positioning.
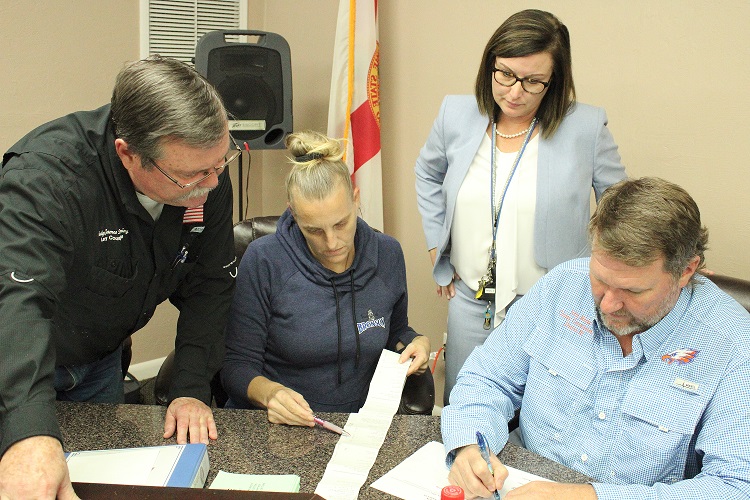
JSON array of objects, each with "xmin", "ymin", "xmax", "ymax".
[{"xmin": 182, "ymin": 205, "xmax": 204, "ymax": 224}]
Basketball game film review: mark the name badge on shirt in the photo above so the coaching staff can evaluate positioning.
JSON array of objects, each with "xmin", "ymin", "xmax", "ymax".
[{"xmin": 672, "ymin": 377, "xmax": 700, "ymax": 394}]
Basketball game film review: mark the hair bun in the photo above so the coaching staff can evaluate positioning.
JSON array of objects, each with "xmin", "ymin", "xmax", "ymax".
[{"xmin": 294, "ymin": 152, "xmax": 324, "ymax": 163}]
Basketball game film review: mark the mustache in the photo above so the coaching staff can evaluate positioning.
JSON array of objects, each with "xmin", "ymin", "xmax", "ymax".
[{"xmin": 173, "ymin": 186, "xmax": 214, "ymax": 203}]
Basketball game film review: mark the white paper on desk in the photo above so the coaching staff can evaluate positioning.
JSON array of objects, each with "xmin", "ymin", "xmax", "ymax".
[
  {"xmin": 328, "ymin": 441, "xmax": 383, "ymax": 474},
  {"xmin": 209, "ymin": 470, "xmax": 300, "ymax": 491},
  {"xmin": 315, "ymin": 349, "xmax": 410, "ymax": 499},
  {"xmin": 66, "ymin": 447, "xmax": 160, "ymax": 486},
  {"xmin": 339, "ymin": 412, "xmax": 392, "ymax": 448},
  {"xmin": 370, "ymin": 441, "xmax": 554, "ymax": 500},
  {"xmin": 360, "ymin": 349, "xmax": 411, "ymax": 415},
  {"xmin": 316, "ymin": 467, "xmax": 368, "ymax": 500}
]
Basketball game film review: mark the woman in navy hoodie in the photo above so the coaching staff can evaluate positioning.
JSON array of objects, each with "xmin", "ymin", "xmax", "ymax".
[{"xmin": 222, "ymin": 130, "xmax": 430, "ymax": 426}]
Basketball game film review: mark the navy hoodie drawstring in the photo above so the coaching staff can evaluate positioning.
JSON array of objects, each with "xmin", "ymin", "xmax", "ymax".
[
  {"xmin": 330, "ymin": 278, "xmax": 343, "ymax": 385},
  {"xmin": 329, "ymin": 270, "xmax": 361, "ymax": 386},
  {"xmin": 349, "ymin": 270, "xmax": 361, "ymax": 370}
]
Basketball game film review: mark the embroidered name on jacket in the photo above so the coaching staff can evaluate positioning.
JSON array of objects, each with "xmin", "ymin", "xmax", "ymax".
[
  {"xmin": 357, "ymin": 309, "xmax": 385, "ymax": 335},
  {"xmin": 98, "ymin": 228, "xmax": 129, "ymax": 242}
]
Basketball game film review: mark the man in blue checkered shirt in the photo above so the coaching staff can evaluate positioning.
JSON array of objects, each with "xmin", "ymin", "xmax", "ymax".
[{"xmin": 442, "ymin": 177, "xmax": 750, "ymax": 499}]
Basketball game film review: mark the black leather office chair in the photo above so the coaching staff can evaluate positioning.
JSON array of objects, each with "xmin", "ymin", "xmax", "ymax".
[
  {"xmin": 708, "ymin": 273, "xmax": 750, "ymax": 313},
  {"xmin": 154, "ymin": 216, "xmax": 436, "ymax": 414},
  {"xmin": 121, "ymin": 336, "xmax": 133, "ymax": 377}
]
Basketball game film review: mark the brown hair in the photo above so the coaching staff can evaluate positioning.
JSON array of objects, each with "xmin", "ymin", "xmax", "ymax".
[
  {"xmin": 589, "ymin": 177, "xmax": 708, "ymax": 279},
  {"xmin": 475, "ymin": 9, "xmax": 575, "ymax": 138}
]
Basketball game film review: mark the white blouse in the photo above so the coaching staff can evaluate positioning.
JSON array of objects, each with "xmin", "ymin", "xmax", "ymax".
[{"xmin": 450, "ymin": 132, "xmax": 545, "ymax": 318}]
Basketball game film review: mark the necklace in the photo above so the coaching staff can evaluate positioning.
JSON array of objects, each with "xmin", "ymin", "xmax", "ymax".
[{"xmin": 496, "ymin": 125, "xmax": 531, "ymax": 139}]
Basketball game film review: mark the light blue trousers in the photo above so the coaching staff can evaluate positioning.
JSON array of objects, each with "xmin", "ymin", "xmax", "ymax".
[{"xmin": 444, "ymin": 279, "xmax": 520, "ymax": 406}]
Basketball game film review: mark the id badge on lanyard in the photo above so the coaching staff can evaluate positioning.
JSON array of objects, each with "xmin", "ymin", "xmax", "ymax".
[{"xmin": 476, "ymin": 118, "xmax": 537, "ymax": 306}]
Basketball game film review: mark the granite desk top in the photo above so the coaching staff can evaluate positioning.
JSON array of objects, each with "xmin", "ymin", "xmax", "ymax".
[{"xmin": 57, "ymin": 401, "xmax": 591, "ymax": 498}]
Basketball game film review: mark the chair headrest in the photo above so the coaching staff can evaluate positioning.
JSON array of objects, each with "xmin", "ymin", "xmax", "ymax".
[
  {"xmin": 709, "ymin": 273, "xmax": 750, "ymax": 314},
  {"xmin": 233, "ymin": 216, "xmax": 280, "ymax": 261}
]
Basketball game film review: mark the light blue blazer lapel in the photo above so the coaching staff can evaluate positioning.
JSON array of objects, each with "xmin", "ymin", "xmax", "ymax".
[
  {"xmin": 439, "ymin": 108, "xmax": 489, "ymax": 257},
  {"xmin": 535, "ymin": 128, "xmax": 552, "ymax": 267}
]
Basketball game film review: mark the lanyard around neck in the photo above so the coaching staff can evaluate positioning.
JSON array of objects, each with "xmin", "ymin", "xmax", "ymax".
[{"xmin": 489, "ymin": 118, "xmax": 538, "ymax": 262}]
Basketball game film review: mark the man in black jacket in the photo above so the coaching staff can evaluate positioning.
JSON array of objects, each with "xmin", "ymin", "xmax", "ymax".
[{"xmin": 0, "ymin": 56, "xmax": 237, "ymax": 498}]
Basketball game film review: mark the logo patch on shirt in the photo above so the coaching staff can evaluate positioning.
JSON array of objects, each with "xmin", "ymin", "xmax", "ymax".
[
  {"xmin": 558, "ymin": 310, "xmax": 593, "ymax": 335},
  {"xmin": 661, "ymin": 348, "xmax": 699, "ymax": 365},
  {"xmin": 357, "ymin": 309, "xmax": 385, "ymax": 335}
]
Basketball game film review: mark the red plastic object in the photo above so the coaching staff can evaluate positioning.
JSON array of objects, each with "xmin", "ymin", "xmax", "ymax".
[{"xmin": 441, "ymin": 485, "xmax": 465, "ymax": 500}]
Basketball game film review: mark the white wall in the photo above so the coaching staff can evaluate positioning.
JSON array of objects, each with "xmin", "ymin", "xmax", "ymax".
[{"xmin": 3, "ymin": 1, "xmax": 748, "ymax": 402}]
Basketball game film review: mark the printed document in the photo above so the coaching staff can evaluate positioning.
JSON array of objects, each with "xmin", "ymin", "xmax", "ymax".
[
  {"xmin": 371, "ymin": 441, "xmax": 554, "ymax": 500},
  {"xmin": 315, "ymin": 349, "xmax": 411, "ymax": 500},
  {"xmin": 209, "ymin": 471, "xmax": 300, "ymax": 492}
]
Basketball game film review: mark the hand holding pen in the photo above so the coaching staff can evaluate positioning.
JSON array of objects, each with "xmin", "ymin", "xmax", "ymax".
[
  {"xmin": 448, "ymin": 432, "xmax": 508, "ymax": 499},
  {"xmin": 254, "ymin": 378, "xmax": 349, "ymax": 436},
  {"xmin": 253, "ymin": 378, "xmax": 317, "ymax": 427}
]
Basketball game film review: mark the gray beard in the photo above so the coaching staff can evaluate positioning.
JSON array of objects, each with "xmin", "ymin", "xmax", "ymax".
[{"xmin": 595, "ymin": 285, "xmax": 680, "ymax": 337}]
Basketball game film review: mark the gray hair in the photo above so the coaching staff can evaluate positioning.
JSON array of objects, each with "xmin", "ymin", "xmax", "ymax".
[
  {"xmin": 589, "ymin": 177, "xmax": 708, "ymax": 279},
  {"xmin": 284, "ymin": 130, "xmax": 353, "ymax": 208},
  {"xmin": 110, "ymin": 55, "xmax": 228, "ymax": 166}
]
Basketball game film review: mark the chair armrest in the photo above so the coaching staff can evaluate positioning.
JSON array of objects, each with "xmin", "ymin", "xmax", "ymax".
[
  {"xmin": 153, "ymin": 350, "xmax": 175, "ymax": 406},
  {"xmin": 398, "ymin": 369, "xmax": 435, "ymax": 415},
  {"xmin": 121, "ymin": 336, "xmax": 133, "ymax": 378}
]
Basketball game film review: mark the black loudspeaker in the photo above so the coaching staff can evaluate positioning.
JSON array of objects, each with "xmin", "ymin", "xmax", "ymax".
[{"xmin": 195, "ymin": 30, "xmax": 292, "ymax": 149}]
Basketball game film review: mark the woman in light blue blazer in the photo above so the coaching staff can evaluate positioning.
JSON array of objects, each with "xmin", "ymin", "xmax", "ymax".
[{"xmin": 415, "ymin": 9, "xmax": 627, "ymax": 405}]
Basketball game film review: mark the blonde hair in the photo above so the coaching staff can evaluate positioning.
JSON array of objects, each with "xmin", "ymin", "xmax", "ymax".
[{"xmin": 284, "ymin": 130, "xmax": 354, "ymax": 208}]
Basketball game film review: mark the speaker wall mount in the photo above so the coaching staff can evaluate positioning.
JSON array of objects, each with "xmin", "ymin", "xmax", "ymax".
[{"xmin": 195, "ymin": 30, "xmax": 293, "ymax": 150}]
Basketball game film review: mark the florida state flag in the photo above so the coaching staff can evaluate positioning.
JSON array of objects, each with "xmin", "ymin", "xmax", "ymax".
[{"xmin": 327, "ymin": 0, "xmax": 383, "ymax": 230}]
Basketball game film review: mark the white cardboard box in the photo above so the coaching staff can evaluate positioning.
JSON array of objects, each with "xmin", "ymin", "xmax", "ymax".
[{"xmin": 65, "ymin": 443, "xmax": 209, "ymax": 488}]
